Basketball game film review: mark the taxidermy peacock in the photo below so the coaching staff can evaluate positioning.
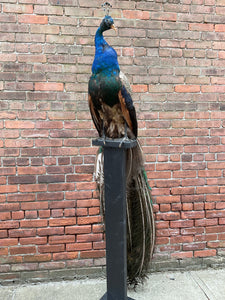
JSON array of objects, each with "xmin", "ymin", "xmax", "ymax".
[{"xmin": 88, "ymin": 14, "xmax": 155, "ymax": 287}]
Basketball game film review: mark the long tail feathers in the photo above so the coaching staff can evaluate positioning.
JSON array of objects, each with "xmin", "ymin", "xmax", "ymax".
[{"xmin": 94, "ymin": 141, "xmax": 155, "ymax": 287}]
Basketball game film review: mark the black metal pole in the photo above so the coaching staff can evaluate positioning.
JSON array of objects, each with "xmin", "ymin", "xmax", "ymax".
[{"xmin": 93, "ymin": 138, "xmax": 136, "ymax": 300}]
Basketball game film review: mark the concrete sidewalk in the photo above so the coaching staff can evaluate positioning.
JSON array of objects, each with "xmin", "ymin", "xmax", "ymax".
[{"xmin": 1, "ymin": 268, "xmax": 225, "ymax": 300}]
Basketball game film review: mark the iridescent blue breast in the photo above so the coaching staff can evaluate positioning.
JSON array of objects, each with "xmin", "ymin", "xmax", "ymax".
[{"xmin": 92, "ymin": 45, "xmax": 120, "ymax": 75}]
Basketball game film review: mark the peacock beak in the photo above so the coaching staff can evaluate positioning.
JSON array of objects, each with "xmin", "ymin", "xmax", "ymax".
[{"xmin": 111, "ymin": 24, "xmax": 117, "ymax": 33}]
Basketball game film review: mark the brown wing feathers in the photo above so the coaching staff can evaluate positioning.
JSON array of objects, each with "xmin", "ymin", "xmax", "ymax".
[{"xmin": 118, "ymin": 90, "xmax": 134, "ymax": 134}]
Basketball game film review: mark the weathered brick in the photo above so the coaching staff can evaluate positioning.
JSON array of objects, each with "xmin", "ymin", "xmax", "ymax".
[
  {"xmin": 194, "ymin": 249, "xmax": 217, "ymax": 257},
  {"xmin": 11, "ymin": 263, "xmax": 38, "ymax": 272},
  {"xmin": 52, "ymin": 252, "xmax": 78, "ymax": 261},
  {"xmin": 3, "ymin": 4, "xmax": 33, "ymax": 14},
  {"xmin": 34, "ymin": 5, "xmax": 63, "ymax": 15}
]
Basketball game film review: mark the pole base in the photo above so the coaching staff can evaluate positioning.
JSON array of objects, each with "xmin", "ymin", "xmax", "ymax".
[{"xmin": 100, "ymin": 293, "xmax": 135, "ymax": 300}]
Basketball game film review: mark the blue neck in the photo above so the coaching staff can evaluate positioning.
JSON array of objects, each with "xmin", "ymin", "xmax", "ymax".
[
  {"xmin": 92, "ymin": 27, "xmax": 120, "ymax": 75},
  {"xmin": 95, "ymin": 27, "xmax": 107, "ymax": 49}
]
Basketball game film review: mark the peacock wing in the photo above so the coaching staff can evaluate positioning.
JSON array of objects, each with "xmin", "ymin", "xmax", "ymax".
[
  {"xmin": 118, "ymin": 72, "xmax": 138, "ymax": 138},
  {"xmin": 88, "ymin": 94, "xmax": 102, "ymax": 137},
  {"xmin": 88, "ymin": 74, "xmax": 103, "ymax": 137}
]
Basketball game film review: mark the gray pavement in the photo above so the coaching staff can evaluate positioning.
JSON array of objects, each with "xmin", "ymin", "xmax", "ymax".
[{"xmin": 1, "ymin": 268, "xmax": 225, "ymax": 300}]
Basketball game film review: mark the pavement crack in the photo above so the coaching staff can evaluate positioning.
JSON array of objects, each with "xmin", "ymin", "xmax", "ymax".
[{"xmin": 189, "ymin": 271, "xmax": 216, "ymax": 300}]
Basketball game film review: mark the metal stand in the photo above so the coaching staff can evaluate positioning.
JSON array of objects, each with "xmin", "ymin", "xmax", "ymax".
[{"xmin": 93, "ymin": 138, "xmax": 136, "ymax": 300}]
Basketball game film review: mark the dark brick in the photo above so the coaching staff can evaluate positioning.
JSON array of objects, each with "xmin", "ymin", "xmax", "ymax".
[{"xmin": 8, "ymin": 175, "xmax": 36, "ymax": 184}]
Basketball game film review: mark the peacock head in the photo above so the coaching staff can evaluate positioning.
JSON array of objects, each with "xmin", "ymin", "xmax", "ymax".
[{"xmin": 100, "ymin": 15, "xmax": 117, "ymax": 33}]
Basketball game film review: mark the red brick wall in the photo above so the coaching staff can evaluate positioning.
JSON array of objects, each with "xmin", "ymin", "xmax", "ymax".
[{"xmin": 1, "ymin": 0, "xmax": 225, "ymax": 282}]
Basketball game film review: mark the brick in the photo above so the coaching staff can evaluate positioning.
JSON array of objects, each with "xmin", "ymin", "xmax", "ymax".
[
  {"xmin": 19, "ymin": 184, "xmax": 47, "ymax": 193},
  {"xmin": 9, "ymin": 229, "xmax": 36, "ymax": 238},
  {"xmin": 65, "ymin": 191, "xmax": 92, "ymax": 200},
  {"xmin": 155, "ymin": 237, "xmax": 169, "ymax": 245},
  {"xmin": 37, "ymin": 192, "xmax": 64, "ymax": 202},
  {"xmin": 171, "ymin": 220, "xmax": 194, "ymax": 229},
  {"xmin": 171, "ymin": 187, "xmax": 195, "ymax": 195},
  {"xmin": 21, "ymin": 202, "xmax": 48, "ymax": 210},
  {"xmin": 80, "ymin": 250, "xmax": 105, "ymax": 259},
  {"xmin": 206, "ymin": 210, "xmax": 225, "ymax": 218},
  {"xmin": 5, "ymin": 139, "xmax": 33, "ymax": 148},
  {"xmin": 51, "ymin": 148, "xmax": 79, "ymax": 156},
  {"xmin": 208, "ymin": 241, "xmax": 225, "ymax": 248},
  {"xmin": 0, "ymin": 185, "xmax": 18, "ymax": 194},
  {"xmin": 51, "ymin": 209, "xmax": 63, "ymax": 218},
  {"xmin": 175, "ymin": 85, "xmax": 200, "ymax": 93},
  {"xmin": 131, "ymin": 84, "xmax": 148, "ymax": 93},
  {"xmin": 189, "ymin": 23, "xmax": 214, "ymax": 31},
  {"xmin": 0, "ymin": 238, "xmax": 18, "ymax": 246},
  {"xmin": 170, "ymin": 235, "xmax": 193, "ymax": 244},
  {"xmin": 66, "ymin": 243, "xmax": 92, "ymax": 252},
  {"xmin": 34, "ymin": 5, "xmax": 63, "ymax": 15},
  {"xmin": 194, "ymin": 249, "xmax": 216, "ymax": 257},
  {"xmin": 93, "ymin": 241, "xmax": 105, "ymax": 250},
  {"xmin": 202, "ymin": 85, "xmax": 225, "ymax": 93},
  {"xmin": 49, "ymin": 218, "xmax": 76, "ymax": 227},
  {"xmin": 10, "ymin": 246, "xmax": 36, "ymax": 255},
  {"xmin": 156, "ymin": 212, "xmax": 180, "ymax": 221},
  {"xmin": 53, "ymin": 252, "xmax": 78, "ymax": 261},
  {"xmin": 65, "ymin": 225, "xmax": 91, "ymax": 235},
  {"xmin": 0, "ymin": 203, "xmax": 20, "ymax": 212},
  {"xmin": 64, "ymin": 208, "xmax": 75, "ymax": 217},
  {"xmin": 89, "ymin": 207, "xmax": 100, "ymax": 215},
  {"xmin": 24, "ymin": 254, "xmax": 51, "ymax": 263},
  {"xmin": 3, "ymin": 4, "xmax": 33, "ymax": 14},
  {"xmin": 5, "ymin": 120, "xmax": 35, "ymax": 129},
  {"xmin": 0, "ymin": 53, "xmax": 17, "ymax": 62},
  {"xmin": 35, "ymin": 82, "xmax": 64, "ymax": 91},
  {"xmin": 44, "ymin": 263, "xmax": 70, "ymax": 273},
  {"xmin": 31, "ymin": 25, "xmax": 59, "ymax": 35},
  {"xmin": 11, "ymin": 263, "xmax": 38, "ymax": 272},
  {"xmin": 20, "ymin": 220, "xmax": 48, "ymax": 228},
  {"xmin": 38, "ymin": 245, "xmax": 65, "ymax": 253},
  {"xmin": 215, "ymin": 24, "xmax": 225, "ymax": 32},
  {"xmin": 49, "ymin": 235, "xmax": 75, "ymax": 244},
  {"xmin": 18, "ymin": 15, "xmax": 48, "ymax": 24},
  {"xmin": 47, "ymin": 166, "xmax": 73, "ymax": 174},
  {"xmin": 37, "ymin": 227, "xmax": 64, "ymax": 236},
  {"xmin": 20, "ymin": 237, "xmax": 47, "ymax": 245},
  {"xmin": 181, "ymin": 211, "xmax": 205, "ymax": 219},
  {"xmin": 156, "ymin": 228, "xmax": 179, "ymax": 237},
  {"xmin": 0, "ymin": 247, "xmax": 9, "ymax": 257},
  {"xmin": 76, "ymin": 233, "xmax": 103, "ymax": 243},
  {"xmin": 47, "ymin": 35, "xmax": 75, "ymax": 44},
  {"xmin": 77, "ymin": 216, "xmax": 102, "ymax": 225},
  {"xmin": 123, "ymin": 10, "xmax": 149, "ymax": 20},
  {"xmin": 12, "ymin": 211, "xmax": 24, "ymax": 220}
]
